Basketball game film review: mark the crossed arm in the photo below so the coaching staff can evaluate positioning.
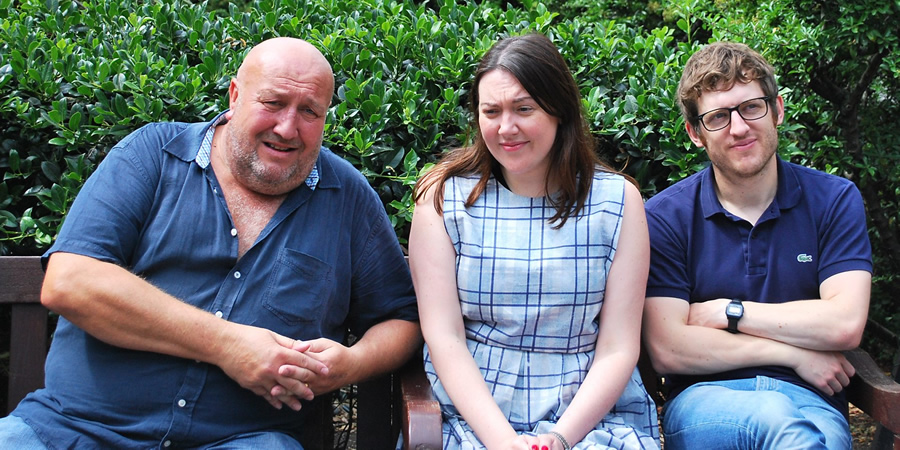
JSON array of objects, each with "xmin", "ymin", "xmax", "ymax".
[
  {"xmin": 642, "ymin": 270, "xmax": 871, "ymax": 395},
  {"xmin": 41, "ymin": 251, "xmax": 420, "ymax": 411}
]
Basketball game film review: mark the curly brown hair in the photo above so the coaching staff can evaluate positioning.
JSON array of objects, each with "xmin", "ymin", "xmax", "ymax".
[{"xmin": 677, "ymin": 42, "xmax": 778, "ymax": 132}]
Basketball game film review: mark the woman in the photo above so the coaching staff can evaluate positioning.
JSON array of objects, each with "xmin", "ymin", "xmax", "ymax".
[{"xmin": 408, "ymin": 33, "xmax": 659, "ymax": 450}]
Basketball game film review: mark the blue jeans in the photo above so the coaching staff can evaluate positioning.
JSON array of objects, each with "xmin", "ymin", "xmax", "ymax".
[
  {"xmin": 0, "ymin": 415, "xmax": 47, "ymax": 450},
  {"xmin": 662, "ymin": 377, "xmax": 850, "ymax": 450},
  {"xmin": 196, "ymin": 431, "xmax": 304, "ymax": 449},
  {"xmin": 0, "ymin": 414, "xmax": 304, "ymax": 449}
]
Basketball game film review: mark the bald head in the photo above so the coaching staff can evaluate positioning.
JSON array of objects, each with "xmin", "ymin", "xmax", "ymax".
[
  {"xmin": 236, "ymin": 37, "xmax": 335, "ymax": 102},
  {"xmin": 219, "ymin": 37, "xmax": 335, "ymax": 196}
]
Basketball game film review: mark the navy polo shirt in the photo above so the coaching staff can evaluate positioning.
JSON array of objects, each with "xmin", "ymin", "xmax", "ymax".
[
  {"xmin": 12, "ymin": 112, "xmax": 418, "ymax": 448},
  {"xmin": 645, "ymin": 157, "xmax": 871, "ymax": 413}
]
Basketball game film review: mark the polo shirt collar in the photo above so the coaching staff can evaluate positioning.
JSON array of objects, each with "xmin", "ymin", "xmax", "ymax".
[
  {"xmin": 700, "ymin": 156, "xmax": 802, "ymax": 219},
  {"xmin": 773, "ymin": 157, "xmax": 802, "ymax": 210}
]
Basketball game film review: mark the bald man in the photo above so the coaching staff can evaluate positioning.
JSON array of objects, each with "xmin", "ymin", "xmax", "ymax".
[{"xmin": 0, "ymin": 37, "xmax": 421, "ymax": 448}]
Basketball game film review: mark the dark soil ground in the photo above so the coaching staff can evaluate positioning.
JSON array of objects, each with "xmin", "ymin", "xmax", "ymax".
[{"xmin": 850, "ymin": 404, "xmax": 878, "ymax": 449}]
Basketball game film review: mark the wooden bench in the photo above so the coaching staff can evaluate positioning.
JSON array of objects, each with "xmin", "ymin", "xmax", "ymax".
[
  {"xmin": 394, "ymin": 323, "xmax": 900, "ymax": 449},
  {"xmin": 396, "ymin": 339, "xmax": 900, "ymax": 449},
  {"xmin": 4, "ymin": 255, "xmax": 897, "ymax": 448},
  {"xmin": 0, "ymin": 255, "xmax": 441, "ymax": 449}
]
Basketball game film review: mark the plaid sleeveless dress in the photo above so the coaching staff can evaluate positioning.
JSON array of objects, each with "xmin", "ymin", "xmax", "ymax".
[{"xmin": 424, "ymin": 171, "xmax": 659, "ymax": 449}]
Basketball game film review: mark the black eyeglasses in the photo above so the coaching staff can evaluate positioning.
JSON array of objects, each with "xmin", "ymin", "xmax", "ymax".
[{"xmin": 695, "ymin": 96, "xmax": 771, "ymax": 132}]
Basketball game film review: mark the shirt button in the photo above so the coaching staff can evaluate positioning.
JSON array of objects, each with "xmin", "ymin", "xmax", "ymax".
[
  {"xmin": 164, "ymin": 441, "xmax": 172, "ymax": 447},
  {"xmin": 215, "ymin": 310, "xmax": 223, "ymax": 318},
  {"xmin": 178, "ymin": 399, "xmax": 187, "ymax": 408},
  {"xmin": 234, "ymin": 271, "xmax": 241, "ymax": 279},
  {"xmin": 230, "ymin": 228, "xmax": 237, "ymax": 237}
]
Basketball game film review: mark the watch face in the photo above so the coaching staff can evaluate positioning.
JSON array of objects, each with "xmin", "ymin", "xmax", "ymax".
[{"xmin": 726, "ymin": 304, "xmax": 742, "ymax": 316}]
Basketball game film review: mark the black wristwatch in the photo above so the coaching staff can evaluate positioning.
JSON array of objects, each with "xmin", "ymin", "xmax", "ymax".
[{"xmin": 726, "ymin": 298, "xmax": 744, "ymax": 333}]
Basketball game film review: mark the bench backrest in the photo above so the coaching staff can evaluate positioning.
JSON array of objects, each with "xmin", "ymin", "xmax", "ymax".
[{"xmin": 0, "ymin": 256, "xmax": 48, "ymax": 414}]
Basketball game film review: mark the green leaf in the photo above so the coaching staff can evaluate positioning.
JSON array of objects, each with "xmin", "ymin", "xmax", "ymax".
[
  {"xmin": 41, "ymin": 162, "xmax": 62, "ymax": 182},
  {"xmin": 19, "ymin": 209, "xmax": 35, "ymax": 231},
  {"xmin": 48, "ymin": 184, "xmax": 67, "ymax": 213},
  {"xmin": 9, "ymin": 150, "xmax": 20, "ymax": 172},
  {"xmin": 113, "ymin": 73, "xmax": 126, "ymax": 91},
  {"xmin": 68, "ymin": 111, "xmax": 82, "ymax": 129},
  {"xmin": 0, "ymin": 210, "xmax": 16, "ymax": 228}
]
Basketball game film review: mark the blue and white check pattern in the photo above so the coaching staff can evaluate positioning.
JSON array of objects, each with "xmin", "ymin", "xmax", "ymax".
[
  {"xmin": 195, "ymin": 116, "xmax": 319, "ymax": 190},
  {"xmin": 425, "ymin": 171, "xmax": 659, "ymax": 449}
]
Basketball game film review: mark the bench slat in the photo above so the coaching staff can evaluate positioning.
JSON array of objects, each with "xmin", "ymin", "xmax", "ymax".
[
  {"xmin": 7, "ymin": 304, "xmax": 48, "ymax": 414},
  {"xmin": 3, "ymin": 256, "xmax": 48, "ymax": 414},
  {"xmin": 0, "ymin": 256, "xmax": 43, "ymax": 305}
]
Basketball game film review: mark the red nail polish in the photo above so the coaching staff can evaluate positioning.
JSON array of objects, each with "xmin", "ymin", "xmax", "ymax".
[{"xmin": 542, "ymin": 446, "xmax": 549, "ymax": 450}]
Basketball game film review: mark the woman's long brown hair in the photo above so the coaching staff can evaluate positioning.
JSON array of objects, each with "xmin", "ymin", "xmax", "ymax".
[{"xmin": 414, "ymin": 33, "xmax": 618, "ymax": 229}]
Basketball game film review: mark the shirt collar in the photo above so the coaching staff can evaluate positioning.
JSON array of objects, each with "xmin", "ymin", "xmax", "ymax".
[
  {"xmin": 700, "ymin": 156, "xmax": 801, "ymax": 219},
  {"xmin": 193, "ymin": 111, "xmax": 319, "ymax": 190}
]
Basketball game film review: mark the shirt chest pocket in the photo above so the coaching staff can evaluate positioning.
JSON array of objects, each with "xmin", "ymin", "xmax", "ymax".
[{"xmin": 261, "ymin": 249, "xmax": 335, "ymax": 329}]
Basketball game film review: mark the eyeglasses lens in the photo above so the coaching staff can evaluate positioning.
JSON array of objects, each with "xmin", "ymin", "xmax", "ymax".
[{"xmin": 702, "ymin": 97, "xmax": 769, "ymax": 131}]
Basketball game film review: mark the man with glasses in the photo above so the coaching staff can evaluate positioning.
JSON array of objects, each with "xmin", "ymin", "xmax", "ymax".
[{"xmin": 642, "ymin": 41, "xmax": 871, "ymax": 449}]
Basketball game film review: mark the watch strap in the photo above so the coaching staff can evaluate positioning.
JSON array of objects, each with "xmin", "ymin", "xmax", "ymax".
[{"xmin": 726, "ymin": 298, "xmax": 743, "ymax": 333}]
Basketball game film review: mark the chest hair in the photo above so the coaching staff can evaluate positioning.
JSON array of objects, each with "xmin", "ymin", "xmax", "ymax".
[{"xmin": 223, "ymin": 187, "xmax": 284, "ymax": 259}]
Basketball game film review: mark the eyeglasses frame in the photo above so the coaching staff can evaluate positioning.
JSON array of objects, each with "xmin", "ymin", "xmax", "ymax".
[{"xmin": 695, "ymin": 96, "xmax": 772, "ymax": 132}]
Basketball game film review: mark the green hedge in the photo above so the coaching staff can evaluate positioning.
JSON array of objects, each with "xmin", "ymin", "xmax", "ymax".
[
  {"xmin": 1, "ymin": 0, "xmax": 897, "ymax": 331},
  {"xmin": 0, "ymin": 0, "xmax": 702, "ymax": 253}
]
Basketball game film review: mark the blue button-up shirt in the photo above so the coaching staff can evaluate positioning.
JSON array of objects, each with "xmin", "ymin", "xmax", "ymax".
[
  {"xmin": 14, "ymin": 112, "xmax": 417, "ymax": 448},
  {"xmin": 645, "ymin": 157, "xmax": 872, "ymax": 414}
]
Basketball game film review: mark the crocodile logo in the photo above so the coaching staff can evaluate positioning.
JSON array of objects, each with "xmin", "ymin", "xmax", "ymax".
[{"xmin": 797, "ymin": 254, "xmax": 813, "ymax": 263}]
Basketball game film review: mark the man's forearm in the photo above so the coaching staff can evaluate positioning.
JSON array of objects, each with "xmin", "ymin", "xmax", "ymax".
[
  {"xmin": 645, "ymin": 295, "xmax": 856, "ymax": 394},
  {"xmin": 645, "ymin": 323, "xmax": 798, "ymax": 375},
  {"xmin": 689, "ymin": 271, "xmax": 871, "ymax": 351},
  {"xmin": 41, "ymin": 252, "xmax": 234, "ymax": 361},
  {"xmin": 346, "ymin": 319, "xmax": 422, "ymax": 383},
  {"xmin": 43, "ymin": 252, "xmax": 331, "ymax": 410},
  {"xmin": 645, "ymin": 296, "xmax": 809, "ymax": 375}
]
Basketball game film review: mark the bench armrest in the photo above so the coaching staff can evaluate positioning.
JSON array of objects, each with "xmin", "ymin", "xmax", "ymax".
[
  {"xmin": 845, "ymin": 348, "xmax": 900, "ymax": 439},
  {"xmin": 399, "ymin": 355, "xmax": 442, "ymax": 449}
]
